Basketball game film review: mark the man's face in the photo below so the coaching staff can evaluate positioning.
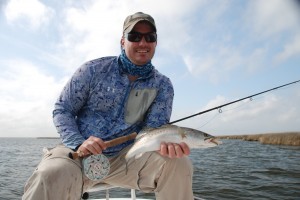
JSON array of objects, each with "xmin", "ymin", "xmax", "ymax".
[{"xmin": 121, "ymin": 22, "xmax": 157, "ymax": 66}]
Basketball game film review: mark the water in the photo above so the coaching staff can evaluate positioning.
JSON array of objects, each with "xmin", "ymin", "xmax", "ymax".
[{"xmin": 0, "ymin": 138, "xmax": 299, "ymax": 200}]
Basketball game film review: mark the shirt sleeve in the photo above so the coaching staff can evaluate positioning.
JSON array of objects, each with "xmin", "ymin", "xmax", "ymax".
[
  {"xmin": 143, "ymin": 77, "xmax": 174, "ymax": 127},
  {"xmin": 52, "ymin": 63, "xmax": 93, "ymax": 149}
]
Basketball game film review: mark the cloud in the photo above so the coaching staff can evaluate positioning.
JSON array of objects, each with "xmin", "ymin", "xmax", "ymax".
[
  {"xmin": 219, "ymin": 95, "xmax": 278, "ymax": 122},
  {"xmin": 179, "ymin": 0, "xmax": 300, "ymax": 83},
  {"xmin": 182, "ymin": 45, "xmax": 243, "ymax": 83},
  {"xmin": 0, "ymin": 59, "xmax": 67, "ymax": 137},
  {"xmin": 242, "ymin": 0, "xmax": 300, "ymax": 67},
  {"xmin": 275, "ymin": 34, "xmax": 300, "ymax": 63},
  {"xmin": 183, "ymin": 55, "xmax": 214, "ymax": 75},
  {"xmin": 55, "ymin": 1, "xmax": 126, "ymax": 72},
  {"xmin": 245, "ymin": 0, "xmax": 300, "ymax": 38},
  {"xmin": 4, "ymin": 0, "xmax": 54, "ymax": 30},
  {"xmin": 54, "ymin": 0, "xmax": 205, "ymax": 72},
  {"xmin": 245, "ymin": 47, "xmax": 267, "ymax": 73}
]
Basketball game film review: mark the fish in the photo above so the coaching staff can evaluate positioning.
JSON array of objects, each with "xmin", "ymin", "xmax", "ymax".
[{"xmin": 125, "ymin": 124, "xmax": 220, "ymax": 160}]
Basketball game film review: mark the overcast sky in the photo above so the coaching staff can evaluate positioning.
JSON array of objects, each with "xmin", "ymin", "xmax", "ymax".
[{"xmin": 1, "ymin": 0, "xmax": 300, "ymax": 137}]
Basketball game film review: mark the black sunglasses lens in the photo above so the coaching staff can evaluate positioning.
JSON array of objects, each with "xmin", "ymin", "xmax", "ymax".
[
  {"xmin": 126, "ymin": 33, "xmax": 157, "ymax": 42},
  {"xmin": 127, "ymin": 33, "xmax": 142, "ymax": 42},
  {"xmin": 145, "ymin": 33, "xmax": 157, "ymax": 42}
]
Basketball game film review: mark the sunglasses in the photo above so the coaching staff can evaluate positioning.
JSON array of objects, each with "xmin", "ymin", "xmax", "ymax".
[{"xmin": 125, "ymin": 32, "xmax": 157, "ymax": 43}]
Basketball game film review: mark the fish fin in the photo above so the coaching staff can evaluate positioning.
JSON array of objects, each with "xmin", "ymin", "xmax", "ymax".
[
  {"xmin": 136, "ymin": 127, "xmax": 154, "ymax": 139},
  {"xmin": 136, "ymin": 132, "xmax": 148, "ymax": 139},
  {"xmin": 137, "ymin": 124, "xmax": 177, "ymax": 138}
]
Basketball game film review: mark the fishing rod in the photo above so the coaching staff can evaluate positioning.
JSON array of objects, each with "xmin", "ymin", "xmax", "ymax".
[{"xmin": 170, "ymin": 79, "xmax": 300, "ymax": 124}]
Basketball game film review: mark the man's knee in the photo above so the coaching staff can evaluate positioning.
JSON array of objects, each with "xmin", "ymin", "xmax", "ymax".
[
  {"xmin": 166, "ymin": 156, "xmax": 193, "ymax": 176},
  {"xmin": 41, "ymin": 158, "xmax": 82, "ymax": 181},
  {"xmin": 23, "ymin": 158, "xmax": 83, "ymax": 199}
]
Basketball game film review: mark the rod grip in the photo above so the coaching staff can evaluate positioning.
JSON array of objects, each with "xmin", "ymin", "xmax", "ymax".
[
  {"xmin": 69, "ymin": 132, "xmax": 137, "ymax": 159},
  {"xmin": 105, "ymin": 132, "xmax": 137, "ymax": 148}
]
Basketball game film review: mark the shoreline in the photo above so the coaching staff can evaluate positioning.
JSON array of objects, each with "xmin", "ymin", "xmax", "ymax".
[{"xmin": 216, "ymin": 132, "xmax": 300, "ymax": 146}]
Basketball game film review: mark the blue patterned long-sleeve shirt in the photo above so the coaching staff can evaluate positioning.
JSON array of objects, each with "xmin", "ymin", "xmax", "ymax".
[{"xmin": 53, "ymin": 56, "xmax": 174, "ymax": 157}]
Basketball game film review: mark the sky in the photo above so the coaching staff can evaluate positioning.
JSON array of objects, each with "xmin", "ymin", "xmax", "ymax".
[{"xmin": 0, "ymin": 0, "xmax": 300, "ymax": 138}]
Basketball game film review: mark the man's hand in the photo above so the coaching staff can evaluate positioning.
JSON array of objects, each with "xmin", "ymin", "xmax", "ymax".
[
  {"xmin": 159, "ymin": 142, "xmax": 190, "ymax": 158},
  {"xmin": 78, "ymin": 136, "xmax": 107, "ymax": 156}
]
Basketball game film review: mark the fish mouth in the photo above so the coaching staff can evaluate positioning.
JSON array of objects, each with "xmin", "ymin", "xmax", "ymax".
[{"xmin": 205, "ymin": 137, "xmax": 221, "ymax": 145}]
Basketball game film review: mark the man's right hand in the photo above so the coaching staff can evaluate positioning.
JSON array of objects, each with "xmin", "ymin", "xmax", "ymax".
[{"xmin": 77, "ymin": 136, "xmax": 107, "ymax": 156}]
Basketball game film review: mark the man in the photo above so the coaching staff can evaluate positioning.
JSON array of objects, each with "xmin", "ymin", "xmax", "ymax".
[{"xmin": 23, "ymin": 12, "xmax": 194, "ymax": 200}]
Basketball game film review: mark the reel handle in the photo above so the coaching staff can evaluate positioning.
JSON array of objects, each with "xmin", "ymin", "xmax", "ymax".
[{"xmin": 69, "ymin": 132, "xmax": 137, "ymax": 159}]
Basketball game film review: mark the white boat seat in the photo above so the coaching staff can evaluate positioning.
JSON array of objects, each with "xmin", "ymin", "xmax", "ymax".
[
  {"xmin": 83, "ymin": 182, "xmax": 206, "ymax": 200},
  {"xmin": 82, "ymin": 182, "xmax": 137, "ymax": 200}
]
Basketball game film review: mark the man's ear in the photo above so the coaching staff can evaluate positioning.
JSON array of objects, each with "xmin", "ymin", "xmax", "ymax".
[{"xmin": 120, "ymin": 37, "xmax": 125, "ymax": 49}]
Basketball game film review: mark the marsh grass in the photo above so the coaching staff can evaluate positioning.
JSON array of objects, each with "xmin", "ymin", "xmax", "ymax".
[{"xmin": 217, "ymin": 132, "xmax": 300, "ymax": 146}]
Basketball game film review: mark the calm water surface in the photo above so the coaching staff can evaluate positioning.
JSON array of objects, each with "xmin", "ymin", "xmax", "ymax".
[{"xmin": 0, "ymin": 138, "xmax": 299, "ymax": 200}]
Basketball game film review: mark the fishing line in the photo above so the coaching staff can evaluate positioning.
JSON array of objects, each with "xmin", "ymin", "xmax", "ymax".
[
  {"xmin": 193, "ymin": 99, "xmax": 252, "ymax": 129},
  {"xmin": 170, "ymin": 79, "xmax": 300, "ymax": 124},
  {"xmin": 196, "ymin": 96, "xmax": 259, "ymax": 129},
  {"xmin": 197, "ymin": 111, "xmax": 220, "ymax": 129},
  {"xmin": 185, "ymin": 85, "xmax": 294, "ymax": 130}
]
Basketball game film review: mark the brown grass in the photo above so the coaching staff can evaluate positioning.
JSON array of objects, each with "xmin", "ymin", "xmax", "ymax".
[{"xmin": 216, "ymin": 132, "xmax": 300, "ymax": 146}]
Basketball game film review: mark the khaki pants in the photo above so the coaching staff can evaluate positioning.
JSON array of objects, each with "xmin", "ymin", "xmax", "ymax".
[{"xmin": 23, "ymin": 145, "xmax": 194, "ymax": 200}]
